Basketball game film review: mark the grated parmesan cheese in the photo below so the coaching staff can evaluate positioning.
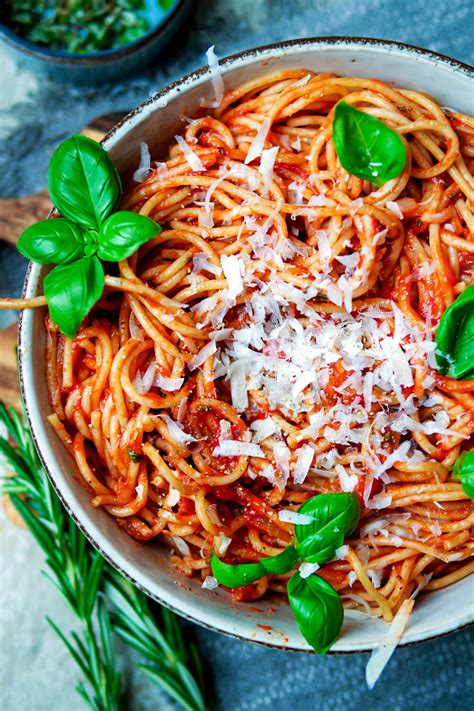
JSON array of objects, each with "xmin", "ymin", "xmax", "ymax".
[
  {"xmin": 201, "ymin": 45, "xmax": 224, "ymax": 109},
  {"xmin": 299, "ymin": 562, "xmax": 320, "ymax": 578},
  {"xmin": 133, "ymin": 141, "xmax": 151, "ymax": 182},
  {"xmin": 154, "ymin": 375, "xmax": 184, "ymax": 392},
  {"xmin": 366, "ymin": 600, "xmax": 414, "ymax": 688},
  {"xmin": 259, "ymin": 146, "xmax": 279, "ymax": 194},
  {"xmin": 175, "ymin": 134, "xmax": 205, "ymax": 172},
  {"xmin": 293, "ymin": 445, "xmax": 314, "ymax": 484},
  {"xmin": 202, "ymin": 576, "xmax": 219, "ymax": 590},
  {"xmin": 158, "ymin": 414, "xmax": 199, "ymax": 446},
  {"xmin": 278, "ymin": 510, "xmax": 313, "ymax": 525},
  {"xmin": 245, "ymin": 118, "xmax": 270, "ymax": 164},
  {"xmin": 212, "ymin": 441, "xmax": 265, "ymax": 458},
  {"xmin": 188, "ymin": 341, "xmax": 217, "ymax": 371}
]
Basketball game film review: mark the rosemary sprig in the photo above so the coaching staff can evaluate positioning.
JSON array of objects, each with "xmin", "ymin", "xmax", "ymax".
[{"xmin": 0, "ymin": 401, "xmax": 213, "ymax": 711}]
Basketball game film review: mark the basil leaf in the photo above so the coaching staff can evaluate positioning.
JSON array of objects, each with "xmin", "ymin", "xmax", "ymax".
[
  {"xmin": 287, "ymin": 572, "xmax": 343, "ymax": 655},
  {"xmin": 435, "ymin": 286, "xmax": 474, "ymax": 380},
  {"xmin": 332, "ymin": 101, "xmax": 406, "ymax": 186},
  {"xmin": 211, "ymin": 554, "xmax": 265, "ymax": 588},
  {"xmin": 44, "ymin": 256, "xmax": 104, "ymax": 339},
  {"xmin": 452, "ymin": 450, "xmax": 474, "ymax": 499},
  {"xmin": 297, "ymin": 527, "xmax": 345, "ymax": 565},
  {"xmin": 260, "ymin": 545, "xmax": 299, "ymax": 574},
  {"xmin": 48, "ymin": 134, "xmax": 121, "ymax": 230},
  {"xmin": 17, "ymin": 218, "xmax": 85, "ymax": 265},
  {"xmin": 295, "ymin": 493, "xmax": 360, "ymax": 564},
  {"xmin": 97, "ymin": 211, "xmax": 162, "ymax": 262}
]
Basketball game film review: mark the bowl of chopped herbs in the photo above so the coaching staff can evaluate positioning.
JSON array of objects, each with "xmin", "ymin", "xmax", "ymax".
[{"xmin": 0, "ymin": 0, "xmax": 193, "ymax": 83}]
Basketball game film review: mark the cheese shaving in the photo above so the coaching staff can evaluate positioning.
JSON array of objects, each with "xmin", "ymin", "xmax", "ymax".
[
  {"xmin": 158, "ymin": 414, "xmax": 199, "ymax": 445},
  {"xmin": 278, "ymin": 510, "xmax": 314, "ymax": 525},
  {"xmin": 175, "ymin": 134, "xmax": 205, "ymax": 172},
  {"xmin": 245, "ymin": 117, "xmax": 270, "ymax": 164},
  {"xmin": 365, "ymin": 599, "xmax": 414, "ymax": 688},
  {"xmin": 133, "ymin": 141, "xmax": 151, "ymax": 182},
  {"xmin": 201, "ymin": 45, "xmax": 224, "ymax": 109}
]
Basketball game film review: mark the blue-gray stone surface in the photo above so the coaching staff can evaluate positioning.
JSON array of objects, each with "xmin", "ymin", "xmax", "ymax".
[{"xmin": 0, "ymin": 1, "xmax": 473, "ymax": 709}]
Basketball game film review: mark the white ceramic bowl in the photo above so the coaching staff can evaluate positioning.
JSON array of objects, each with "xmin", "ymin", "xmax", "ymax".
[{"xmin": 19, "ymin": 37, "xmax": 474, "ymax": 652}]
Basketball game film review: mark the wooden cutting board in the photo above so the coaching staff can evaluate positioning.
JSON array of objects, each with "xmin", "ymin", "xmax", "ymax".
[{"xmin": 0, "ymin": 112, "xmax": 125, "ymax": 408}]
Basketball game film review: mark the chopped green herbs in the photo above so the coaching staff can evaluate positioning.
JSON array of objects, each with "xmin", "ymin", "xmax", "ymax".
[
  {"xmin": 128, "ymin": 447, "xmax": 144, "ymax": 462},
  {"xmin": 3, "ymin": 0, "xmax": 176, "ymax": 54}
]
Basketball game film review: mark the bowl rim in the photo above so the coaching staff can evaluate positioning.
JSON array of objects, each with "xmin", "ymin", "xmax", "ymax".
[
  {"xmin": 19, "ymin": 35, "xmax": 474, "ymax": 654},
  {"xmin": 0, "ymin": 0, "xmax": 187, "ymax": 64}
]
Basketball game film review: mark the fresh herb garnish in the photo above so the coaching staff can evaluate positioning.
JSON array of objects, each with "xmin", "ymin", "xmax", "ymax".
[
  {"xmin": 210, "ymin": 544, "xmax": 299, "ymax": 587},
  {"xmin": 3, "ymin": 0, "xmax": 176, "ymax": 54},
  {"xmin": 17, "ymin": 134, "xmax": 162, "ymax": 338},
  {"xmin": 0, "ymin": 402, "xmax": 212, "ymax": 711},
  {"xmin": 435, "ymin": 285, "xmax": 474, "ymax": 380},
  {"xmin": 127, "ymin": 447, "xmax": 143, "ymax": 462},
  {"xmin": 259, "ymin": 544, "xmax": 299, "ymax": 574},
  {"xmin": 452, "ymin": 450, "xmax": 474, "ymax": 499},
  {"xmin": 287, "ymin": 572, "xmax": 343, "ymax": 655},
  {"xmin": 48, "ymin": 134, "xmax": 121, "ymax": 229},
  {"xmin": 211, "ymin": 558, "xmax": 266, "ymax": 588},
  {"xmin": 210, "ymin": 492, "xmax": 360, "ymax": 653},
  {"xmin": 44, "ymin": 256, "xmax": 105, "ymax": 339},
  {"xmin": 17, "ymin": 218, "xmax": 86, "ymax": 264},
  {"xmin": 332, "ymin": 100, "xmax": 407, "ymax": 186},
  {"xmin": 294, "ymin": 492, "xmax": 360, "ymax": 564}
]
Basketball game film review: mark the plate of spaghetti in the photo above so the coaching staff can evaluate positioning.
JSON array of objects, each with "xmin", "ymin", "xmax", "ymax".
[{"xmin": 8, "ymin": 37, "xmax": 473, "ymax": 677}]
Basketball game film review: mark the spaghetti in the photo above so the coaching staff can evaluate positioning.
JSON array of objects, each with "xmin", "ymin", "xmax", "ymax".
[{"xmin": 12, "ymin": 70, "xmax": 474, "ymax": 619}]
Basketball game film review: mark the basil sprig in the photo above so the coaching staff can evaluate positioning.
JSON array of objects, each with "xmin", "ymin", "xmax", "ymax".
[
  {"xmin": 452, "ymin": 450, "xmax": 474, "ymax": 499},
  {"xmin": 332, "ymin": 101, "xmax": 406, "ymax": 186},
  {"xmin": 17, "ymin": 134, "xmax": 161, "ymax": 338},
  {"xmin": 211, "ymin": 544, "xmax": 299, "ymax": 587},
  {"xmin": 210, "ymin": 492, "xmax": 360, "ymax": 654},
  {"xmin": 435, "ymin": 286, "xmax": 474, "ymax": 380}
]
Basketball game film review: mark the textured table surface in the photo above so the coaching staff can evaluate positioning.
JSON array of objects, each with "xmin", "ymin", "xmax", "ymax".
[{"xmin": 1, "ymin": 1, "xmax": 473, "ymax": 709}]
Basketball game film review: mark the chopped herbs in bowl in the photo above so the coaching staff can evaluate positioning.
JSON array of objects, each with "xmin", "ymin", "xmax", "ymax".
[
  {"xmin": 3, "ymin": 0, "xmax": 175, "ymax": 53},
  {"xmin": 0, "ymin": 0, "xmax": 192, "ymax": 82}
]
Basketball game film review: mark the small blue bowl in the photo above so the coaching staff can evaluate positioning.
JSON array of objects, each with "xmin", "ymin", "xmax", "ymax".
[{"xmin": 0, "ymin": 0, "xmax": 193, "ymax": 84}]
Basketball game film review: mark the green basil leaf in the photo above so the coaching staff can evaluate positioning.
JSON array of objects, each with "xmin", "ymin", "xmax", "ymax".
[
  {"xmin": 260, "ymin": 545, "xmax": 299, "ymax": 574},
  {"xmin": 83, "ymin": 230, "xmax": 99, "ymax": 257},
  {"xmin": 287, "ymin": 572, "xmax": 343, "ymax": 655},
  {"xmin": 435, "ymin": 286, "xmax": 474, "ymax": 380},
  {"xmin": 17, "ymin": 218, "xmax": 85, "ymax": 265},
  {"xmin": 332, "ymin": 101, "xmax": 406, "ymax": 186},
  {"xmin": 44, "ymin": 256, "xmax": 104, "ymax": 339},
  {"xmin": 211, "ymin": 554, "xmax": 265, "ymax": 588},
  {"xmin": 97, "ymin": 211, "xmax": 162, "ymax": 262},
  {"xmin": 295, "ymin": 493, "xmax": 360, "ymax": 564},
  {"xmin": 297, "ymin": 527, "xmax": 345, "ymax": 565},
  {"xmin": 452, "ymin": 450, "xmax": 474, "ymax": 499},
  {"xmin": 48, "ymin": 134, "xmax": 121, "ymax": 230}
]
